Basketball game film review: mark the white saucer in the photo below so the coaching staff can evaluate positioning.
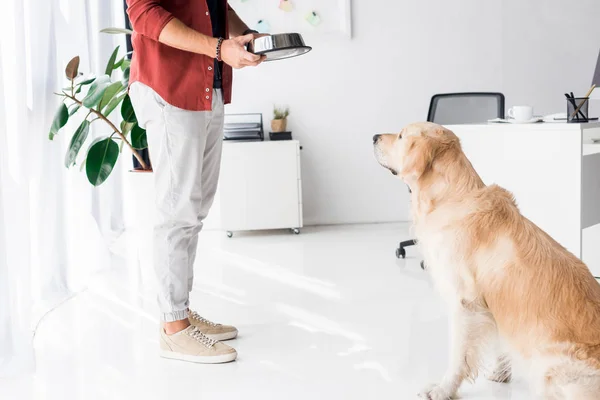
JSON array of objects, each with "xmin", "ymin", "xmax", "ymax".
[
  {"xmin": 488, "ymin": 117, "xmax": 543, "ymax": 124},
  {"xmin": 507, "ymin": 117, "xmax": 543, "ymax": 124}
]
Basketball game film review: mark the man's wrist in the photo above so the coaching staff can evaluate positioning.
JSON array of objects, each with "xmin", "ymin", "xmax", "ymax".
[{"xmin": 215, "ymin": 37, "xmax": 224, "ymax": 61}]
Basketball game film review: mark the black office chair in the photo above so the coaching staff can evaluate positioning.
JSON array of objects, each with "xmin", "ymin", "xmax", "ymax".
[{"xmin": 396, "ymin": 92, "xmax": 505, "ymax": 268}]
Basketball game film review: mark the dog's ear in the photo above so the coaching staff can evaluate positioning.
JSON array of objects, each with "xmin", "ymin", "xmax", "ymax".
[
  {"xmin": 400, "ymin": 135, "xmax": 435, "ymax": 180},
  {"xmin": 400, "ymin": 129, "xmax": 456, "ymax": 180}
]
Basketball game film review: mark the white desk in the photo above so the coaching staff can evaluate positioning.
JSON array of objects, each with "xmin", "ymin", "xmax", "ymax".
[{"xmin": 446, "ymin": 122, "xmax": 600, "ymax": 276}]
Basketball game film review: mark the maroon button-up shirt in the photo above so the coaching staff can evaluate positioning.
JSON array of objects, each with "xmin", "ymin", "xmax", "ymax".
[{"xmin": 126, "ymin": 0, "xmax": 232, "ymax": 111}]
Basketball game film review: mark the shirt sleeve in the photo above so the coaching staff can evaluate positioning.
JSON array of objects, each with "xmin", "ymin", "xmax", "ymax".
[{"xmin": 126, "ymin": 0, "xmax": 175, "ymax": 41}]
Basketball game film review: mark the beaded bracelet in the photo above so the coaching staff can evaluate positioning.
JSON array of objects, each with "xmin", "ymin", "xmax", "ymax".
[{"xmin": 215, "ymin": 37, "xmax": 224, "ymax": 61}]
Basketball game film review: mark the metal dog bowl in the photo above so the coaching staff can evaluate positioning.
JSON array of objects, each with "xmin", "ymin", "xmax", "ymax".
[{"xmin": 247, "ymin": 33, "xmax": 312, "ymax": 61}]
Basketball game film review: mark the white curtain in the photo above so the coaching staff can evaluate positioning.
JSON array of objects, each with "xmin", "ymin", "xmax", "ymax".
[{"xmin": 0, "ymin": 0, "xmax": 130, "ymax": 376}]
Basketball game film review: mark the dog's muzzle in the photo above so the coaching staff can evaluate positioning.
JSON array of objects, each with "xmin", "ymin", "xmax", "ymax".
[{"xmin": 372, "ymin": 134, "xmax": 381, "ymax": 144}]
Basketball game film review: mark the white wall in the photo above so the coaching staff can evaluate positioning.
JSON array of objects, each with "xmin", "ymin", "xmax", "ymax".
[{"xmin": 224, "ymin": 0, "xmax": 600, "ymax": 226}]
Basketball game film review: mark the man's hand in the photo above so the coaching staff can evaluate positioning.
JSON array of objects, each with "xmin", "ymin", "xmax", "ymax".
[
  {"xmin": 250, "ymin": 33, "xmax": 270, "ymax": 40},
  {"xmin": 221, "ymin": 34, "xmax": 266, "ymax": 69}
]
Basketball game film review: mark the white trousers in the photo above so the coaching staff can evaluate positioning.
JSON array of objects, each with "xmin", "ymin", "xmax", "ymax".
[{"xmin": 129, "ymin": 82, "xmax": 224, "ymax": 322}]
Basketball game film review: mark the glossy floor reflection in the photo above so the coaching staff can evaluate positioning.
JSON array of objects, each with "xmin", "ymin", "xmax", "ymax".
[{"xmin": 4, "ymin": 224, "xmax": 535, "ymax": 399}]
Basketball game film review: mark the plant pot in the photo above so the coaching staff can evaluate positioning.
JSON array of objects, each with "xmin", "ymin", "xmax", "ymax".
[
  {"xmin": 271, "ymin": 118, "xmax": 287, "ymax": 132},
  {"xmin": 269, "ymin": 131, "xmax": 292, "ymax": 141}
]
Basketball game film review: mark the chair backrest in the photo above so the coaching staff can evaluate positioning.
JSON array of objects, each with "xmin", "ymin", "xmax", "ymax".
[{"xmin": 427, "ymin": 92, "xmax": 505, "ymax": 124}]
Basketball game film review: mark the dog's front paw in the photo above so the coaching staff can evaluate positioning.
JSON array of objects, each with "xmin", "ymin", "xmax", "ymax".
[{"xmin": 418, "ymin": 384, "xmax": 454, "ymax": 400}]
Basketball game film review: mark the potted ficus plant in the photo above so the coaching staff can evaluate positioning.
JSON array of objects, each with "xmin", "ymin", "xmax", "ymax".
[
  {"xmin": 271, "ymin": 106, "xmax": 289, "ymax": 133},
  {"xmin": 48, "ymin": 30, "xmax": 149, "ymax": 186},
  {"xmin": 48, "ymin": 28, "xmax": 156, "ymax": 278}
]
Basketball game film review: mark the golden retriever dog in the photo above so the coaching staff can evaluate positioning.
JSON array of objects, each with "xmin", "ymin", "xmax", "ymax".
[{"xmin": 373, "ymin": 122, "xmax": 600, "ymax": 399}]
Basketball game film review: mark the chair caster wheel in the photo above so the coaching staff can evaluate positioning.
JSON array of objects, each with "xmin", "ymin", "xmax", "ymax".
[
  {"xmin": 226, "ymin": 231, "xmax": 233, "ymax": 238},
  {"xmin": 396, "ymin": 247, "xmax": 406, "ymax": 259},
  {"xmin": 292, "ymin": 228, "xmax": 300, "ymax": 235}
]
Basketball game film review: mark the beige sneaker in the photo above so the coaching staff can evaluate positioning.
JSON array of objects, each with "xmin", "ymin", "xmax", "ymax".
[
  {"xmin": 159, "ymin": 325, "xmax": 237, "ymax": 364},
  {"xmin": 188, "ymin": 310, "xmax": 238, "ymax": 341}
]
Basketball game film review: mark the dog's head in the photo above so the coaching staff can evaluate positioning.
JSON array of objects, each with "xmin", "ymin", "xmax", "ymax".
[{"xmin": 373, "ymin": 122, "xmax": 459, "ymax": 184}]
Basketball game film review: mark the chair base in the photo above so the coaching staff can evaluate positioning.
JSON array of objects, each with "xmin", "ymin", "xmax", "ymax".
[
  {"xmin": 395, "ymin": 239, "xmax": 426, "ymax": 270},
  {"xmin": 396, "ymin": 239, "xmax": 417, "ymax": 259}
]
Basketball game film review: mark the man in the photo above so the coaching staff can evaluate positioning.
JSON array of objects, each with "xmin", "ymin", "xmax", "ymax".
[{"xmin": 126, "ymin": 0, "xmax": 265, "ymax": 364}]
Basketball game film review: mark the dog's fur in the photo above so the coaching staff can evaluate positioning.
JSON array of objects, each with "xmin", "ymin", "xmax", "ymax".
[{"xmin": 374, "ymin": 122, "xmax": 600, "ymax": 399}]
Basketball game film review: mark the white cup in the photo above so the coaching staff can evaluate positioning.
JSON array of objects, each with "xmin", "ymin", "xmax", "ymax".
[{"xmin": 508, "ymin": 106, "xmax": 533, "ymax": 121}]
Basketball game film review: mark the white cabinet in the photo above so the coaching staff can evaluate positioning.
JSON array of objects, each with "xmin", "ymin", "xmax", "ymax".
[{"xmin": 219, "ymin": 140, "xmax": 303, "ymax": 236}]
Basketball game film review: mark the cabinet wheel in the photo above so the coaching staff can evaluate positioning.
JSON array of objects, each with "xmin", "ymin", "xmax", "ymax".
[
  {"xmin": 226, "ymin": 231, "xmax": 233, "ymax": 238},
  {"xmin": 292, "ymin": 228, "xmax": 300, "ymax": 235},
  {"xmin": 396, "ymin": 247, "xmax": 406, "ymax": 259}
]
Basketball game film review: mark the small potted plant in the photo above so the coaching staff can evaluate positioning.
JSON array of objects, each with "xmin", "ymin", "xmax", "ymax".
[{"xmin": 271, "ymin": 106, "xmax": 289, "ymax": 133}]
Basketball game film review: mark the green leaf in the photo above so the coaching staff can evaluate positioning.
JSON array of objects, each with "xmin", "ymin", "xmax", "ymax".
[
  {"xmin": 100, "ymin": 27, "xmax": 134, "ymax": 35},
  {"xmin": 121, "ymin": 66, "xmax": 130, "ymax": 87},
  {"xmin": 131, "ymin": 124, "xmax": 148, "ymax": 149},
  {"xmin": 73, "ymin": 76, "xmax": 97, "ymax": 94},
  {"xmin": 121, "ymin": 120, "xmax": 135, "ymax": 137},
  {"xmin": 105, "ymin": 46, "xmax": 120, "ymax": 76},
  {"xmin": 49, "ymin": 103, "xmax": 69, "ymax": 140},
  {"xmin": 120, "ymin": 60, "xmax": 131, "ymax": 71},
  {"xmin": 79, "ymin": 135, "xmax": 106, "ymax": 171},
  {"xmin": 113, "ymin": 57, "xmax": 124, "ymax": 70},
  {"xmin": 86, "ymin": 138, "xmax": 119, "ymax": 186},
  {"xmin": 64, "ymin": 120, "xmax": 91, "ymax": 168},
  {"xmin": 73, "ymin": 76, "xmax": 97, "ymax": 95},
  {"xmin": 65, "ymin": 56, "xmax": 80, "ymax": 80},
  {"xmin": 98, "ymin": 81, "xmax": 123, "ymax": 111},
  {"xmin": 69, "ymin": 104, "xmax": 81, "ymax": 117},
  {"xmin": 78, "ymin": 76, "xmax": 96, "ymax": 86},
  {"xmin": 103, "ymin": 93, "xmax": 126, "ymax": 117},
  {"xmin": 84, "ymin": 136, "xmax": 106, "ymax": 154},
  {"xmin": 120, "ymin": 94, "xmax": 137, "ymax": 123},
  {"xmin": 82, "ymin": 75, "xmax": 111, "ymax": 108}
]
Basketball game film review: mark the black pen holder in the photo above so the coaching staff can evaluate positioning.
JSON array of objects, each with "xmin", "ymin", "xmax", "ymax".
[{"xmin": 567, "ymin": 97, "xmax": 589, "ymax": 123}]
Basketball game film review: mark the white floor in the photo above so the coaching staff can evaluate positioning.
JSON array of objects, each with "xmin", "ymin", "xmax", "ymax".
[{"xmin": 2, "ymin": 224, "xmax": 545, "ymax": 399}]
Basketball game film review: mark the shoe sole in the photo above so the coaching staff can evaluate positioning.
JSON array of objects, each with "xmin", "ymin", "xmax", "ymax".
[
  {"xmin": 159, "ymin": 350, "xmax": 237, "ymax": 364},
  {"xmin": 205, "ymin": 330, "xmax": 238, "ymax": 341}
]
